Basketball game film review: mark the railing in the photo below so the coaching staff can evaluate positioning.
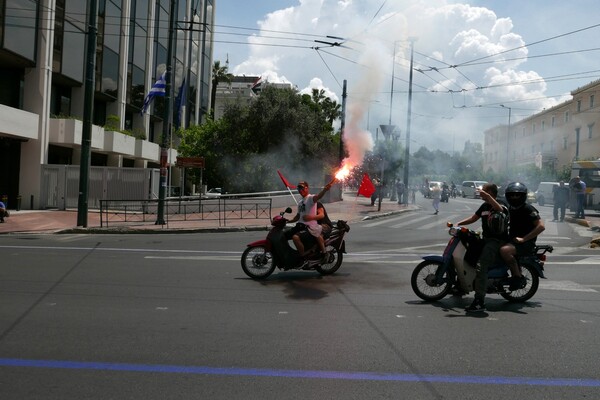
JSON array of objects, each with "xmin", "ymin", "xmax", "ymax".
[{"xmin": 99, "ymin": 197, "xmax": 272, "ymax": 228}]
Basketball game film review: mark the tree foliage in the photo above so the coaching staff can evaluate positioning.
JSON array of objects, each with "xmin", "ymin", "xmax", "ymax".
[{"xmin": 178, "ymin": 85, "xmax": 340, "ymax": 192}]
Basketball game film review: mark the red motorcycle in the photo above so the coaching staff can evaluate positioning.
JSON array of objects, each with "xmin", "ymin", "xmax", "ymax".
[{"xmin": 241, "ymin": 207, "xmax": 350, "ymax": 279}]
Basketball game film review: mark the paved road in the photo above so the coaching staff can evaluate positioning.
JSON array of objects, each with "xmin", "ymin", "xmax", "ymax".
[{"xmin": 1, "ymin": 196, "xmax": 599, "ymax": 399}]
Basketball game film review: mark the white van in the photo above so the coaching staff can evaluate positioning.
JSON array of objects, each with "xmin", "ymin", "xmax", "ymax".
[
  {"xmin": 461, "ymin": 181, "xmax": 487, "ymax": 198},
  {"xmin": 534, "ymin": 182, "xmax": 566, "ymax": 206}
]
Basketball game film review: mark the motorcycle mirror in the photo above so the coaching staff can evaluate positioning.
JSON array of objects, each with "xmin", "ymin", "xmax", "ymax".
[
  {"xmin": 447, "ymin": 222, "xmax": 454, "ymax": 227},
  {"xmin": 285, "ymin": 207, "xmax": 293, "ymax": 213}
]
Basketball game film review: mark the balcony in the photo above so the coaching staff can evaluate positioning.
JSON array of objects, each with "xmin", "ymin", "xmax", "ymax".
[{"xmin": 104, "ymin": 130, "xmax": 135, "ymax": 156}]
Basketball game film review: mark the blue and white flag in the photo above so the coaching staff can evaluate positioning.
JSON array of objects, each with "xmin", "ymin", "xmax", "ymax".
[{"xmin": 140, "ymin": 72, "xmax": 166, "ymax": 115}]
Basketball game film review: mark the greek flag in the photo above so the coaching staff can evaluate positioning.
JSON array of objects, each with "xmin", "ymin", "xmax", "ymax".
[{"xmin": 140, "ymin": 72, "xmax": 166, "ymax": 115}]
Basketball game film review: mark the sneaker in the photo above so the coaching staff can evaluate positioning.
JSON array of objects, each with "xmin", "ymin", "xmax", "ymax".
[
  {"xmin": 509, "ymin": 276, "xmax": 527, "ymax": 291},
  {"xmin": 465, "ymin": 298, "xmax": 486, "ymax": 313}
]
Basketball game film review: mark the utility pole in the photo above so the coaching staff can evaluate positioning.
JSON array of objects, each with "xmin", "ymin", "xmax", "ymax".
[
  {"xmin": 156, "ymin": 0, "xmax": 177, "ymax": 225},
  {"xmin": 402, "ymin": 38, "xmax": 416, "ymax": 205},
  {"xmin": 77, "ymin": 0, "xmax": 98, "ymax": 227},
  {"xmin": 339, "ymin": 79, "xmax": 347, "ymax": 164}
]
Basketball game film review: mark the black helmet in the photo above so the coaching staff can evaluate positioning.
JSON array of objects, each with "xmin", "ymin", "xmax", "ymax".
[{"xmin": 505, "ymin": 182, "xmax": 528, "ymax": 208}]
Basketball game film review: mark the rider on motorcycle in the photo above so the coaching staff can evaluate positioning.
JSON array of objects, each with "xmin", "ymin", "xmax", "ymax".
[
  {"xmin": 286, "ymin": 180, "xmax": 334, "ymax": 263},
  {"xmin": 456, "ymin": 183, "xmax": 509, "ymax": 312},
  {"xmin": 500, "ymin": 182, "xmax": 546, "ymax": 289}
]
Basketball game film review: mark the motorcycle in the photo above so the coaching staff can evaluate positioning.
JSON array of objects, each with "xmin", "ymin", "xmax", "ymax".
[
  {"xmin": 441, "ymin": 188, "xmax": 450, "ymax": 203},
  {"xmin": 241, "ymin": 207, "xmax": 351, "ymax": 279},
  {"xmin": 411, "ymin": 223, "xmax": 553, "ymax": 302}
]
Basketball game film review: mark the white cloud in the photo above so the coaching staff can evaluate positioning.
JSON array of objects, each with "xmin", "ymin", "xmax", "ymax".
[{"xmin": 224, "ymin": 0, "xmax": 582, "ymax": 154}]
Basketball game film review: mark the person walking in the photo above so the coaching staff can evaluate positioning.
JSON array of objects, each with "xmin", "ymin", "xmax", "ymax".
[
  {"xmin": 552, "ymin": 181, "xmax": 569, "ymax": 222},
  {"xmin": 572, "ymin": 176, "xmax": 586, "ymax": 219},
  {"xmin": 431, "ymin": 183, "xmax": 441, "ymax": 214}
]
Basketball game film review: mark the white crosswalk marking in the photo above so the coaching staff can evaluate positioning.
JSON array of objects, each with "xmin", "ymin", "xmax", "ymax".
[
  {"xmin": 363, "ymin": 213, "xmax": 414, "ymax": 227},
  {"xmin": 390, "ymin": 214, "xmax": 435, "ymax": 228},
  {"xmin": 418, "ymin": 214, "xmax": 459, "ymax": 230}
]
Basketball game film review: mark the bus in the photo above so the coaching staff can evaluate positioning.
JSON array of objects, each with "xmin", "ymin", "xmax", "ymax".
[{"xmin": 570, "ymin": 160, "xmax": 600, "ymax": 211}]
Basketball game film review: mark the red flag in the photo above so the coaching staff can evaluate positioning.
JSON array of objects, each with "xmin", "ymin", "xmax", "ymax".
[
  {"xmin": 277, "ymin": 170, "xmax": 296, "ymax": 189},
  {"xmin": 357, "ymin": 173, "xmax": 376, "ymax": 198}
]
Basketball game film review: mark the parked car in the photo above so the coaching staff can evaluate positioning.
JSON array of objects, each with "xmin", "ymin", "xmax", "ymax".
[
  {"xmin": 534, "ymin": 182, "xmax": 566, "ymax": 206},
  {"xmin": 461, "ymin": 180, "xmax": 487, "ymax": 198}
]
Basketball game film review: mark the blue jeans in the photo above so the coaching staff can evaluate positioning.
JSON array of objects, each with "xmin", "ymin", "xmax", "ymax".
[{"xmin": 576, "ymin": 194, "xmax": 585, "ymax": 218}]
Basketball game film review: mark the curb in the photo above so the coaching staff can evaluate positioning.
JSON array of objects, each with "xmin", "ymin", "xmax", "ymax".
[{"xmin": 56, "ymin": 225, "xmax": 272, "ymax": 234}]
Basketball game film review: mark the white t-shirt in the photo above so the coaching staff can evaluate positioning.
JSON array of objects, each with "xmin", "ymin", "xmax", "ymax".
[{"xmin": 297, "ymin": 194, "xmax": 322, "ymax": 237}]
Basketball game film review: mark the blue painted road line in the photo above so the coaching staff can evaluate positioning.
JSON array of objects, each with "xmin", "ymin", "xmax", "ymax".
[{"xmin": 1, "ymin": 358, "xmax": 599, "ymax": 387}]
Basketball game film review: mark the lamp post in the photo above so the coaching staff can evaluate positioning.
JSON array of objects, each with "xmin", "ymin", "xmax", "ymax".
[{"xmin": 500, "ymin": 105, "xmax": 512, "ymax": 172}]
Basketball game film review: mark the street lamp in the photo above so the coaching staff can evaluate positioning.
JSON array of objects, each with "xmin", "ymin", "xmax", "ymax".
[{"xmin": 500, "ymin": 105, "xmax": 512, "ymax": 171}]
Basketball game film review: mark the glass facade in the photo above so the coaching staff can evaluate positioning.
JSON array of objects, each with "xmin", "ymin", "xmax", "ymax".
[{"xmin": 2, "ymin": 0, "xmax": 37, "ymax": 62}]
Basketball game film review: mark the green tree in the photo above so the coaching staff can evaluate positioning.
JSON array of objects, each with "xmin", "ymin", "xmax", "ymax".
[{"xmin": 179, "ymin": 85, "xmax": 340, "ymax": 192}]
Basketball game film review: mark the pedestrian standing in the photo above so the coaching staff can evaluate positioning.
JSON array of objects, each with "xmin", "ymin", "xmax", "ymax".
[
  {"xmin": 572, "ymin": 176, "xmax": 586, "ymax": 219},
  {"xmin": 396, "ymin": 180, "xmax": 405, "ymax": 204},
  {"xmin": 552, "ymin": 181, "xmax": 569, "ymax": 222}
]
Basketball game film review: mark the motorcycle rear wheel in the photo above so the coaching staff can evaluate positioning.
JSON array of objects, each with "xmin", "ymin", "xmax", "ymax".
[
  {"xmin": 500, "ymin": 264, "xmax": 539, "ymax": 302},
  {"xmin": 411, "ymin": 260, "xmax": 452, "ymax": 301},
  {"xmin": 241, "ymin": 245, "xmax": 276, "ymax": 279},
  {"xmin": 316, "ymin": 246, "xmax": 343, "ymax": 275}
]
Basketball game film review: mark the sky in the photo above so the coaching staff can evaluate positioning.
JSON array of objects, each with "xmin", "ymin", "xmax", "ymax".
[{"xmin": 213, "ymin": 0, "xmax": 600, "ymax": 156}]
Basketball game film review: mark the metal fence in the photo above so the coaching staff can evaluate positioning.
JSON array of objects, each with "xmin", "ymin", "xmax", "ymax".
[
  {"xmin": 99, "ymin": 197, "xmax": 273, "ymax": 227},
  {"xmin": 41, "ymin": 165, "xmax": 160, "ymax": 210}
]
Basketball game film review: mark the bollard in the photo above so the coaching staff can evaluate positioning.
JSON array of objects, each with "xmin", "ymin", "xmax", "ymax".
[{"xmin": 16, "ymin": 195, "xmax": 21, "ymax": 211}]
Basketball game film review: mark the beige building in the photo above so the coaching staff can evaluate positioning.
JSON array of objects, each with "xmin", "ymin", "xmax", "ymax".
[
  {"xmin": 214, "ymin": 75, "xmax": 294, "ymax": 120},
  {"xmin": 484, "ymin": 79, "xmax": 600, "ymax": 174}
]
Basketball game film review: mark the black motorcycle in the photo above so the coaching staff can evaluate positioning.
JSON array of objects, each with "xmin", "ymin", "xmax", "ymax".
[{"xmin": 241, "ymin": 207, "xmax": 350, "ymax": 279}]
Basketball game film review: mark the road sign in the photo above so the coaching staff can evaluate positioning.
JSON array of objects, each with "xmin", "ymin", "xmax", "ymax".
[{"xmin": 176, "ymin": 156, "xmax": 204, "ymax": 168}]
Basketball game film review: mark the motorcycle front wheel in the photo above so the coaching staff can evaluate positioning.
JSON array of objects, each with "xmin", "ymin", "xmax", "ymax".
[
  {"xmin": 411, "ymin": 260, "xmax": 452, "ymax": 301},
  {"xmin": 241, "ymin": 245, "xmax": 276, "ymax": 279},
  {"xmin": 316, "ymin": 245, "xmax": 343, "ymax": 275},
  {"xmin": 500, "ymin": 263, "xmax": 539, "ymax": 302}
]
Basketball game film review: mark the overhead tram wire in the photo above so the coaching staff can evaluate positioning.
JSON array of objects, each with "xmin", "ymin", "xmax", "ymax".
[{"xmin": 452, "ymin": 22, "xmax": 600, "ymax": 68}]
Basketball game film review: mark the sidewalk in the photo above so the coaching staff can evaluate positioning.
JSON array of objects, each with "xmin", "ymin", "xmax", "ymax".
[{"xmin": 0, "ymin": 196, "xmax": 417, "ymax": 235}]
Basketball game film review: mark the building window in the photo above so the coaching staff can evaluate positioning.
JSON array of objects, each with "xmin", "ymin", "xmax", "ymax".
[
  {"xmin": 565, "ymin": 111, "xmax": 569, "ymax": 122},
  {"xmin": 591, "ymin": 95, "xmax": 595, "ymax": 109},
  {"xmin": 577, "ymin": 100, "xmax": 581, "ymax": 112},
  {"xmin": 563, "ymin": 137, "xmax": 567, "ymax": 149},
  {"xmin": 532, "ymin": 123, "xmax": 536, "ymax": 133},
  {"xmin": 551, "ymin": 116, "xmax": 555, "ymax": 127},
  {"xmin": 589, "ymin": 123, "xmax": 595, "ymax": 139},
  {"xmin": 541, "ymin": 121, "xmax": 545, "ymax": 130}
]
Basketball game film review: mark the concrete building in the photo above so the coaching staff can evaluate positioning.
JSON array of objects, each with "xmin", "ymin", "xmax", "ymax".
[
  {"xmin": 0, "ymin": 0, "xmax": 215, "ymax": 209},
  {"xmin": 213, "ymin": 75, "xmax": 294, "ymax": 120},
  {"xmin": 484, "ymin": 79, "xmax": 600, "ymax": 174}
]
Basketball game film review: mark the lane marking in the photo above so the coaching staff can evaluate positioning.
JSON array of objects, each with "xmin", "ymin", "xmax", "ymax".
[
  {"xmin": 538, "ymin": 281, "xmax": 597, "ymax": 292},
  {"xmin": 1, "ymin": 358, "xmax": 599, "ymax": 387}
]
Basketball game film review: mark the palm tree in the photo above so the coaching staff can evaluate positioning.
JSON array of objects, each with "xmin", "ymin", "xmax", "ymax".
[{"xmin": 210, "ymin": 60, "xmax": 233, "ymax": 117}]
